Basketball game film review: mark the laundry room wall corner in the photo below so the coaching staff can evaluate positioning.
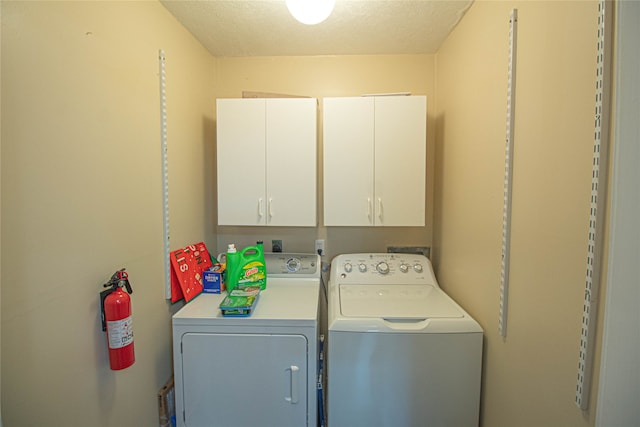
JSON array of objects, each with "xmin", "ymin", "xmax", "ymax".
[
  {"xmin": 434, "ymin": 0, "xmax": 602, "ymax": 426},
  {"xmin": 1, "ymin": 1, "xmax": 215, "ymax": 425}
]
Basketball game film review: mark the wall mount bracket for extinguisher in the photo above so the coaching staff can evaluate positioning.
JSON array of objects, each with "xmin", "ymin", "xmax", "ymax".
[{"xmin": 100, "ymin": 268, "xmax": 133, "ymax": 332}]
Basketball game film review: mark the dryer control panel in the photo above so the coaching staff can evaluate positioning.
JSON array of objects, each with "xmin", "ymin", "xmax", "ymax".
[
  {"xmin": 265, "ymin": 252, "xmax": 320, "ymax": 277},
  {"xmin": 331, "ymin": 253, "xmax": 437, "ymax": 286}
]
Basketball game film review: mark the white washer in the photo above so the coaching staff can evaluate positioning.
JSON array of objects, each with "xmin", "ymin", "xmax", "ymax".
[
  {"xmin": 327, "ymin": 253, "xmax": 483, "ymax": 427},
  {"xmin": 173, "ymin": 253, "xmax": 321, "ymax": 427}
]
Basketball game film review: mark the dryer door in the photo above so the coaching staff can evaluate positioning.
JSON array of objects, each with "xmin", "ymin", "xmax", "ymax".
[{"xmin": 180, "ymin": 333, "xmax": 308, "ymax": 427}]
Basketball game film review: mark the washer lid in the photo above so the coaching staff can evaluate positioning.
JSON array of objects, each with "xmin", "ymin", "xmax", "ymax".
[{"xmin": 339, "ymin": 284, "xmax": 463, "ymax": 319}]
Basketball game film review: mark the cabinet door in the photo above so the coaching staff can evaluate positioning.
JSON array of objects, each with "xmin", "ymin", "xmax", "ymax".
[
  {"xmin": 266, "ymin": 99, "xmax": 317, "ymax": 226},
  {"xmin": 180, "ymin": 333, "xmax": 308, "ymax": 427},
  {"xmin": 374, "ymin": 96, "xmax": 426, "ymax": 226},
  {"xmin": 217, "ymin": 99, "xmax": 267, "ymax": 225},
  {"xmin": 323, "ymin": 97, "xmax": 375, "ymax": 226}
]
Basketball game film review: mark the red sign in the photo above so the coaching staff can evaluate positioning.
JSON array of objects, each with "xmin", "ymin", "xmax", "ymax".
[{"xmin": 170, "ymin": 242, "xmax": 212, "ymax": 303}]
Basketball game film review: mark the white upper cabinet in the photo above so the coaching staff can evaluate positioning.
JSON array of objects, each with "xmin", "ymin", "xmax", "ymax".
[
  {"xmin": 323, "ymin": 96, "xmax": 426, "ymax": 226},
  {"xmin": 217, "ymin": 98, "xmax": 317, "ymax": 226}
]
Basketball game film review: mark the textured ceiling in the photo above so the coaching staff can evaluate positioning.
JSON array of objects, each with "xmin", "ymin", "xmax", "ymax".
[{"xmin": 160, "ymin": 0, "xmax": 474, "ymax": 57}]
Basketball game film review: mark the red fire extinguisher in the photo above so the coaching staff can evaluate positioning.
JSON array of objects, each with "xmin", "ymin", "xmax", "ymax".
[{"xmin": 100, "ymin": 269, "xmax": 135, "ymax": 370}]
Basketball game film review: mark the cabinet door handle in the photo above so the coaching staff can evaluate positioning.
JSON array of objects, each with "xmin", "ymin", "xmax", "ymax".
[
  {"xmin": 258, "ymin": 198, "xmax": 264, "ymax": 218},
  {"xmin": 268, "ymin": 197, "xmax": 274, "ymax": 220},
  {"xmin": 367, "ymin": 197, "xmax": 373, "ymax": 224},
  {"xmin": 285, "ymin": 365, "xmax": 299, "ymax": 404},
  {"xmin": 377, "ymin": 197, "xmax": 383, "ymax": 223}
]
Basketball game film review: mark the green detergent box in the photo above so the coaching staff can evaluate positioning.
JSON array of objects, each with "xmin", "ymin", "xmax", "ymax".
[{"xmin": 219, "ymin": 286, "xmax": 261, "ymax": 317}]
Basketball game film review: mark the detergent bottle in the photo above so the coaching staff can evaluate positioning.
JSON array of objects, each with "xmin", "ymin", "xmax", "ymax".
[{"xmin": 225, "ymin": 241, "xmax": 267, "ymax": 293}]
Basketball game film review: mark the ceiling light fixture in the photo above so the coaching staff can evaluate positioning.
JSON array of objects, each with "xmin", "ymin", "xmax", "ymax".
[{"xmin": 285, "ymin": 0, "xmax": 335, "ymax": 25}]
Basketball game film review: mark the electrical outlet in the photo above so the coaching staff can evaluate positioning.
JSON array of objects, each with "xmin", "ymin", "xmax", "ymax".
[{"xmin": 315, "ymin": 239, "xmax": 325, "ymax": 256}]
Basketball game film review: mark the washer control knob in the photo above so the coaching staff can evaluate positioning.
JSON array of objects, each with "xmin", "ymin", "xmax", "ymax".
[
  {"xmin": 399, "ymin": 263, "xmax": 409, "ymax": 273},
  {"xmin": 358, "ymin": 263, "xmax": 367, "ymax": 273},
  {"xmin": 344, "ymin": 263, "xmax": 353, "ymax": 273},
  {"xmin": 376, "ymin": 262, "xmax": 390, "ymax": 274},
  {"xmin": 413, "ymin": 263, "xmax": 423, "ymax": 273},
  {"xmin": 286, "ymin": 257, "xmax": 301, "ymax": 272}
]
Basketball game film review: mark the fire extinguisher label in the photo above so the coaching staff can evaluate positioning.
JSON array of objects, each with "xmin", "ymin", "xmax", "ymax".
[{"xmin": 107, "ymin": 316, "xmax": 133, "ymax": 349}]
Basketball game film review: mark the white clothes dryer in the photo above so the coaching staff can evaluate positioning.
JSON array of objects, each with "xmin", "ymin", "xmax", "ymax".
[
  {"xmin": 327, "ymin": 253, "xmax": 483, "ymax": 427},
  {"xmin": 173, "ymin": 253, "xmax": 321, "ymax": 427}
]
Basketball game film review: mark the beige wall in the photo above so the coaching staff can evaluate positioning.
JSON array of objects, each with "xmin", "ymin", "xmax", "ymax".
[
  {"xmin": 1, "ymin": 1, "xmax": 215, "ymax": 425},
  {"xmin": 213, "ymin": 55, "xmax": 436, "ymax": 258},
  {"xmin": 434, "ymin": 1, "xmax": 602, "ymax": 426}
]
